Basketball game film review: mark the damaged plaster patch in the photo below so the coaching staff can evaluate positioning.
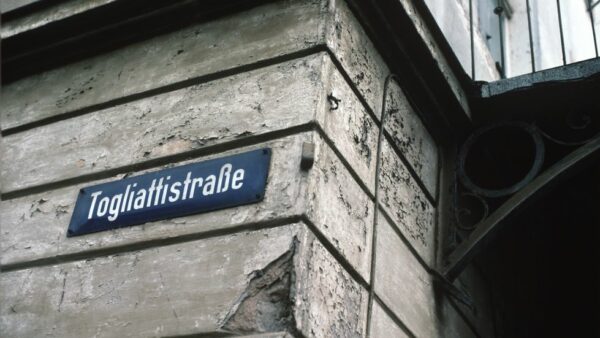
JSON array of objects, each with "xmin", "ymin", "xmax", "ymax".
[
  {"xmin": 352, "ymin": 114, "xmax": 373, "ymax": 165},
  {"xmin": 220, "ymin": 238, "xmax": 298, "ymax": 335},
  {"xmin": 327, "ymin": 93, "xmax": 341, "ymax": 111},
  {"xmin": 384, "ymin": 81, "xmax": 439, "ymax": 197}
]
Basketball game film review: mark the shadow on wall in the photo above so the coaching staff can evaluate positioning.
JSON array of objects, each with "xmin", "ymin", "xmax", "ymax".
[{"xmin": 477, "ymin": 163, "xmax": 600, "ymax": 338}]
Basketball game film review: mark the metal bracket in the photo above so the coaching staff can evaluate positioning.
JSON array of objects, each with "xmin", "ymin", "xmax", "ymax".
[
  {"xmin": 445, "ymin": 135, "xmax": 600, "ymax": 281},
  {"xmin": 432, "ymin": 269, "xmax": 475, "ymax": 311},
  {"xmin": 300, "ymin": 142, "xmax": 315, "ymax": 171}
]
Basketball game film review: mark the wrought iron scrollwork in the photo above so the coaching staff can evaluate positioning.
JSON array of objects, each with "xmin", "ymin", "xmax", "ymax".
[
  {"xmin": 455, "ymin": 192, "xmax": 489, "ymax": 231},
  {"xmin": 455, "ymin": 113, "xmax": 598, "ymax": 232},
  {"xmin": 537, "ymin": 111, "xmax": 598, "ymax": 146},
  {"xmin": 444, "ymin": 112, "xmax": 600, "ymax": 281},
  {"xmin": 458, "ymin": 121, "xmax": 545, "ymax": 199}
]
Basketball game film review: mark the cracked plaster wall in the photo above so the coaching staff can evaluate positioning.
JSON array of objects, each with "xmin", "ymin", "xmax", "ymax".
[{"xmin": 0, "ymin": 0, "xmax": 489, "ymax": 337}]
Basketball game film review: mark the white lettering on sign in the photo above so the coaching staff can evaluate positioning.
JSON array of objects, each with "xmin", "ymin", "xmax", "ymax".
[{"xmin": 87, "ymin": 163, "xmax": 245, "ymax": 222}]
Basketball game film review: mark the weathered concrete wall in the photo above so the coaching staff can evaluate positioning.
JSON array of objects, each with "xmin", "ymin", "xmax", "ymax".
[
  {"xmin": 0, "ymin": 0, "xmax": 327, "ymax": 131},
  {"xmin": 1, "ymin": 0, "xmax": 117, "ymax": 38},
  {"xmin": 1, "ymin": 223, "xmax": 368, "ymax": 338},
  {"xmin": 0, "ymin": 135, "xmax": 310, "ymax": 267},
  {"xmin": 378, "ymin": 138, "xmax": 436, "ymax": 265},
  {"xmin": 1, "ymin": 55, "xmax": 322, "ymax": 193},
  {"xmin": 374, "ymin": 214, "xmax": 477, "ymax": 338},
  {"xmin": 369, "ymin": 301, "xmax": 410, "ymax": 338},
  {"xmin": 307, "ymin": 133, "xmax": 374, "ymax": 281},
  {"xmin": 1, "ymin": 0, "xmax": 490, "ymax": 337},
  {"xmin": 294, "ymin": 228, "xmax": 369, "ymax": 338},
  {"xmin": 1, "ymin": 224, "xmax": 303, "ymax": 337},
  {"xmin": 384, "ymin": 79, "xmax": 439, "ymax": 199}
]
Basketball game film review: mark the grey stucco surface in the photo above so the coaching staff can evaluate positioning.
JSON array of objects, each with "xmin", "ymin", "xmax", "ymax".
[
  {"xmin": 0, "ymin": 0, "xmax": 483, "ymax": 336},
  {"xmin": 324, "ymin": 0, "xmax": 390, "ymax": 120},
  {"xmin": 1, "ymin": 224, "xmax": 303, "ymax": 337},
  {"xmin": 0, "ymin": 135, "xmax": 309, "ymax": 267},
  {"xmin": 384, "ymin": 79, "xmax": 439, "ymax": 199},
  {"xmin": 374, "ymin": 214, "xmax": 476, "ymax": 338},
  {"xmin": 294, "ymin": 229, "xmax": 369, "ymax": 338},
  {"xmin": 369, "ymin": 301, "xmax": 410, "ymax": 338},
  {"xmin": 307, "ymin": 133, "xmax": 374, "ymax": 281},
  {"xmin": 378, "ymin": 139, "xmax": 436, "ymax": 265},
  {"xmin": 1, "ymin": 222, "xmax": 372, "ymax": 338},
  {"xmin": 318, "ymin": 57, "xmax": 379, "ymax": 194},
  {"xmin": 374, "ymin": 213, "xmax": 438, "ymax": 338},
  {"xmin": 0, "ymin": 0, "xmax": 42, "ymax": 14},
  {"xmin": 0, "ymin": 0, "xmax": 326, "ymax": 131},
  {"xmin": 1, "ymin": 55, "xmax": 323, "ymax": 193}
]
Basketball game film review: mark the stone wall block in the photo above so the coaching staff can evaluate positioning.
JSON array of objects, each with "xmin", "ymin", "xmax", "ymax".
[
  {"xmin": 317, "ymin": 56, "xmax": 379, "ymax": 194},
  {"xmin": 369, "ymin": 301, "xmax": 410, "ymax": 338},
  {"xmin": 1, "ymin": 135, "xmax": 310, "ymax": 267},
  {"xmin": 307, "ymin": 134, "xmax": 374, "ymax": 281},
  {"xmin": 384, "ymin": 80, "xmax": 439, "ymax": 198},
  {"xmin": 294, "ymin": 229, "xmax": 369, "ymax": 338},
  {"xmin": 325, "ymin": 0, "xmax": 390, "ymax": 119},
  {"xmin": 374, "ymin": 213, "xmax": 475, "ymax": 338},
  {"xmin": 1, "ymin": 55, "xmax": 324, "ymax": 194},
  {"xmin": 0, "ymin": 224, "xmax": 303, "ymax": 338},
  {"xmin": 1, "ymin": 0, "xmax": 326, "ymax": 130},
  {"xmin": 374, "ymin": 213, "xmax": 438, "ymax": 338},
  {"xmin": 378, "ymin": 139, "xmax": 436, "ymax": 264}
]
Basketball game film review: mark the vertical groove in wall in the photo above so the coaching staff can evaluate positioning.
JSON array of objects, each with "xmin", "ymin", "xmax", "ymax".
[{"xmin": 365, "ymin": 73, "xmax": 397, "ymax": 338}]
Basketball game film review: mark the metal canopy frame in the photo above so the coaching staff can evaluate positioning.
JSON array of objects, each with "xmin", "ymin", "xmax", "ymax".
[{"xmin": 443, "ymin": 134, "xmax": 600, "ymax": 281}]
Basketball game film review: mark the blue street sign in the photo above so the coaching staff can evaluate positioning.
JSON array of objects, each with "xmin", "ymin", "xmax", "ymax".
[{"xmin": 67, "ymin": 148, "xmax": 271, "ymax": 237}]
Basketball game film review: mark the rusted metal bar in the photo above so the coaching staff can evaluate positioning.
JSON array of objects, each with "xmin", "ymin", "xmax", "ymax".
[
  {"xmin": 526, "ymin": 0, "xmax": 536, "ymax": 72},
  {"xmin": 556, "ymin": 0, "xmax": 567, "ymax": 65}
]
